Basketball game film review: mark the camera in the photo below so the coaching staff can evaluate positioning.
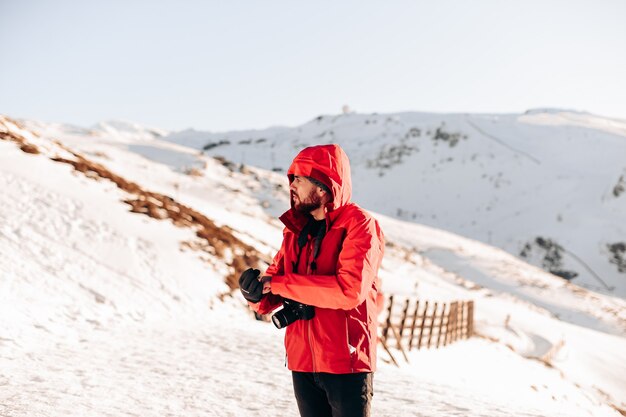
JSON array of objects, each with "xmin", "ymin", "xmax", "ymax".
[{"xmin": 271, "ymin": 299, "xmax": 315, "ymax": 329}]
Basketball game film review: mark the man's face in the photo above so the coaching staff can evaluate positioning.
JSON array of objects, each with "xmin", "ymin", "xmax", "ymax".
[{"xmin": 290, "ymin": 176, "xmax": 323, "ymax": 213}]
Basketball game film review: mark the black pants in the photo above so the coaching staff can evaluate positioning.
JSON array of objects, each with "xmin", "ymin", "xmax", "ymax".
[{"xmin": 292, "ymin": 371, "xmax": 373, "ymax": 417}]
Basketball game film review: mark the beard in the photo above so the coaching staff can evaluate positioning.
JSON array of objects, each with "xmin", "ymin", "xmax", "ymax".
[{"xmin": 292, "ymin": 190, "xmax": 323, "ymax": 213}]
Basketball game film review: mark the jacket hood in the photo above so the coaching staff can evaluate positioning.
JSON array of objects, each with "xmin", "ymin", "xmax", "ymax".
[{"xmin": 287, "ymin": 144, "xmax": 352, "ymax": 212}]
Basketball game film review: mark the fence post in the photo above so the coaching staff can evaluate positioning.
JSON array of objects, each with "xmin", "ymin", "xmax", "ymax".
[
  {"xmin": 468, "ymin": 300, "xmax": 474, "ymax": 337},
  {"xmin": 408, "ymin": 300, "xmax": 420, "ymax": 351},
  {"xmin": 444, "ymin": 302, "xmax": 453, "ymax": 346},
  {"xmin": 450, "ymin": 302, "xmax": 458, "ymax": 344},
  {"xmin": 390, "ymin": 323, "xmax": 410, "ymax": 363},
  {"xmin": 461, "ymin": 301, "xmax": 467, "ymax": 339},
  {"xmin": 398, "ymin": 298, "xmax": 411, "ymax": 340},
  {"xmin": 379, "ymin": 336, "xmax": 399, "ymax": 367},
  {"xmin": 383, "ymin": 295, "xmax": 394, "ymax": 341},
  {"xmin": 456, "ymin": 301, "xmax": 463, "ymax": 340},
  {"xmin": 427, "ymin": 302, "xmax": 438, "ymax": 349},
  {"xmin": 436, "ymin": 303, "xmax": 448, "ymax": 348},
  {"xmin": 458, "ymin": 302, "xmax": 463, "ymax": 341},
  {"xmin": 417, "ymin": 301, "xmax": 429, "ymax": 350}
]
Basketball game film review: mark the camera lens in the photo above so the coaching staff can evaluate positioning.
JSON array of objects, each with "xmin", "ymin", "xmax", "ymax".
[
  {"xmin": 272, "ymin": 307, "xmax": 299, "ymax": 329},
  {"xmin": 271, "ymin": 300, "xmax": 315, "ymax": 329}
]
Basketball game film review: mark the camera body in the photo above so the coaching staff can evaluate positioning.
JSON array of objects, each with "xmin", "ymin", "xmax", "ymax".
[{"xmin": 271, "ymin": 298, "xmax": 315, "ymax": 329}]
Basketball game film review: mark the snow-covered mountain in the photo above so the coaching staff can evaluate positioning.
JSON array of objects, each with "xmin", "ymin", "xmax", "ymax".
[
  {"xmin": 164, "ymin": 110, "xmax": 626, "ymax": 297},
  {"xmin": 1, "ymin": 114, "xmax": 626, "ymax": 416}
]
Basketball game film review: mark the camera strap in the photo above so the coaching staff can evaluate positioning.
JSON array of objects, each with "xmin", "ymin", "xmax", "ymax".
[
  {"xmin": 310, "ymin": 222, "xmax": 325, "ymax": 272},
  {"xmin": 292, "ymin": 217, "xmax": 326, "ymax": 273}
]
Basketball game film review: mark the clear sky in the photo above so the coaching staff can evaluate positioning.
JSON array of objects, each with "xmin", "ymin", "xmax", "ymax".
[{"xmin": 1, "ymin": 0, "xmax": 625, "ymax": 132}]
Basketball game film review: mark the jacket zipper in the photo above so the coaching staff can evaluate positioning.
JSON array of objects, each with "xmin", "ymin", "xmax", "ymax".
[
  {"xmin": 304, "ymin": 238, "xmax": 317, "ymax": 373},
  {"xmin": 346, "ymin": 312, "xmax": 354, "ymax": 373}
]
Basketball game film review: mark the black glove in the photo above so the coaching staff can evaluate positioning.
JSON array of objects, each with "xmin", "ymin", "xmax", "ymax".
[{"xmin": 238, "ymin": 268, "xmax": 264, "ymax": 303}]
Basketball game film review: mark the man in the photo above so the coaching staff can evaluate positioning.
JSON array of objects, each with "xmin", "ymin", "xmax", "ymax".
[{"xmin": 238, "ymin": 144, "xmax": 385, "ymax": 417}]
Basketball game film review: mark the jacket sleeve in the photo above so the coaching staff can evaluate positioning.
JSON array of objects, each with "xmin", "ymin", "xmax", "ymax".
[
  {"xmin": 270, "ymin": 215, "xmax": 383, "ymax": 310},
  {"xmin": 249, "ymin": 237, "xmax": 286, "ymax": 315}
]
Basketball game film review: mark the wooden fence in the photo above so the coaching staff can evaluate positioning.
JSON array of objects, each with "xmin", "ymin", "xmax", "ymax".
[{"xmin": 379, "ymin": 295, "xmax": 474, "ymax": 366}]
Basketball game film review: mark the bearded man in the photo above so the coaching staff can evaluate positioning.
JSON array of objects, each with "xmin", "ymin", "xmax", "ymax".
[{"xmin": 238, "ymin": 144, "xmax": 385, "ymax": 417}]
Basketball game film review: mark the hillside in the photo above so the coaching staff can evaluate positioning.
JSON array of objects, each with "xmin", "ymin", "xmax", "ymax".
[
  {"xmin": 164, "ymin": 110, "xmax": 626, "ymax": 297},
  {"xmin": 1, "ymin": 115, "xmax": 625, "ymax": 416}
]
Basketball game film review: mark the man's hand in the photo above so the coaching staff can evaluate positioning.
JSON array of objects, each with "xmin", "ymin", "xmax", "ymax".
[
  {"xmin": 261, "ymin": 276, "xmax": 272, "ymax": 294},
  {"xmin": 238, "ymin": 268, "xmax": 264, "ymax": 303}
]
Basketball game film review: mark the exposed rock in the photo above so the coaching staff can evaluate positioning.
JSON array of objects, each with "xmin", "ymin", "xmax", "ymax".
[
  {"xmin": 612, "ymin": 174, "xmax": 625, "ymax": 197},
  {"xmin": 202, "ymin": 139, "xmax": 230, "ymax": 151},
  {"xmin": 519, "ymin": 237, "xmax": 579, "ymax": 281},
  {"xmin": 607, "ymin": 242, "xmax": 626, "ymax": 273}
]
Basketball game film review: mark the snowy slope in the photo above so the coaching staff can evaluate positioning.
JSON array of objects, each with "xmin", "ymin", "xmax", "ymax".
[
  {"xmin": 1, "ymin": 115, "xmax": 626, "ymax": 416},
  {"xmin": 164, "ymin": 110, "xmax": 626, "ymax": 297}
]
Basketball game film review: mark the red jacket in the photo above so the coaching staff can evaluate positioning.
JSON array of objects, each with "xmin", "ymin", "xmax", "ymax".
[{"xmin": 252, "ymin": 144, "xmax": 385, "ymax": 374}]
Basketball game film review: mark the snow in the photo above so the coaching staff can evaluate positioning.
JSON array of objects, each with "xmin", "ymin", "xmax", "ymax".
[
  {"xmin": 519, "ymin": 110, "xmax": 626, "ymax": 137},
  {"xmin": 1, "ymin": 114, "xmax": 625, "ymax": 416}
]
